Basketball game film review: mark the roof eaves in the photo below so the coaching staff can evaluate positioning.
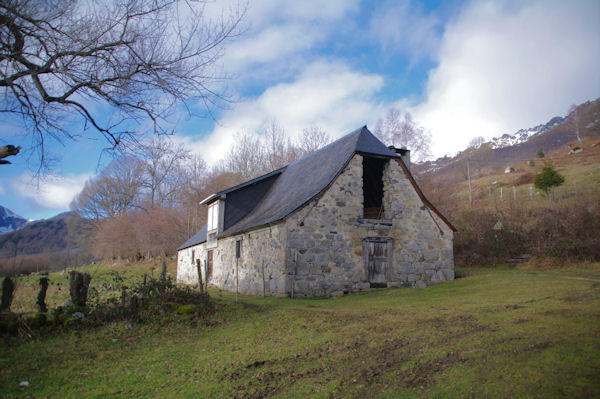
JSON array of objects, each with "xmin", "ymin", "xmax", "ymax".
[
  {"xmin": 217, "ymin": 167, "xmax": 286, "ymax": 196},
  {"xmin": 200, "ymin": 167, "xmax": 287, "ymax": 207},
  {"xmin": 393, "ymin": 158, "xmax": 457, "ymax": 232},
  {"xmin": 199, "ymin": 193, "xmax": 219, "ymax": 205}
]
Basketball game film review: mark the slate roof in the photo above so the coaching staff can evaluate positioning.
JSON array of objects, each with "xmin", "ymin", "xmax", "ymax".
[
  {"xmin": 177, "ymin": 126, "xmax": 455, "ymax": 251},
  {"xmin": 220, "ymin": 126, "xmax": 400, "ymax": 237},
  {"xmin": 177, "ymin": 224, "xmax": 207, "ymax": 251}
]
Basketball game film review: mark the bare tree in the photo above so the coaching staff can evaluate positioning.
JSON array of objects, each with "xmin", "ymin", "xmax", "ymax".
[
  {"xmin": 92, "ymin": 205, "xmax": 187, "ymax": 260},
  {"xmin": 568, "ymin": 104, "xmax": 582, "ymax": 143},
  {"xmin": 468, "ymin": 136, "xmax": 486, "ymax": 149},
  {"xmin": 299, "ymin": 125, "xmax": 332, "ymax": 156},
  {"xmin": 223, "ymin": 131, "xmax": 266, "ymax": 180},
  {"xmin": 374, "ymin": 108, "xmax": 432, "ymax": 162},
  {"xmin": 71, "ymin": 155, "xmax": 144, "ymax": 220},
  {"xmin": 137, "ymin": 137, "xmax": 191, "ymax": 208},
  {"xmin": 0, "ymin": 0, "xmax": 245, "ymax": 169},
  {"xmin": 263, "ymin": 121, "xmax": 289, "ymax": 171}
]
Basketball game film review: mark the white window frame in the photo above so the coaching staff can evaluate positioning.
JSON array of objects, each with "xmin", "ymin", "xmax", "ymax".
[{"xmin": 207, "ymin": 202, "xmax": 218, "ymax": 232}]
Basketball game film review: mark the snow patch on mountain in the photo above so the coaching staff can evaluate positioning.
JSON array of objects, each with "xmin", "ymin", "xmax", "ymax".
[
  {"xmin": 491, "ymin": 116, "xmax": 565, "ymax": 149},
  {"xmin": 0, "ymin": 206, "xmax": 29, "ymax": 234}
]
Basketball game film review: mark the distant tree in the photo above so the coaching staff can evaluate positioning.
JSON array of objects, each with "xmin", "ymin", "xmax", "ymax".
[
  {"xmin": 263, "ymin": 121, "xmax": 293, "ymax": 171},
  {"xmin": 468, "ymin": 136, "xmax": 485, "ymax": 149},
  {"xmin": 223, "ymin": 131, "xmax": 266, "ymax": 180},
  {"xmin": 92, "ymin": 207, "xmax": 187, "ymax": 260},
  {"xmin": 71, "ymin": 156, "xmax": 144, "ymax": 220},
  {"xmin": 537, "ymin": 148, "xmax": 545, "ymax": 158},
  {"xmin": 138, "ymin": 137, "xmax": 191, "ymax": 208},
  {"xmin": 299, "ymin": 125, "xmax": 332, "ymax": 155},
  {"xmin": 568, "ymin": 104, "xmax": 582, "ymax": 143},
  {"xmin": 534, "ymin": 162, "xmax": 565, "ymax": 200},
  {"xmin": 0, "ymin": 0, "xmax": 245, "ymax": 170},
  {"xmin": 373, "ymin": 108, "xmax": 432, "ymax": 162}
]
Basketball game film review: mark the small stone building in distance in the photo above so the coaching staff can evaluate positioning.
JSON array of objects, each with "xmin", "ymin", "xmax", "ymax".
[{"xmin": 177, "ymin": 126, "xmax": 455, "ymax": 297}]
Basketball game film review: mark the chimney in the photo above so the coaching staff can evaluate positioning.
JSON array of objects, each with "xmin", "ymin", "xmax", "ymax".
[{"xmin": 388, "ymin": 146, "xmax": 411, "ymax": 171}]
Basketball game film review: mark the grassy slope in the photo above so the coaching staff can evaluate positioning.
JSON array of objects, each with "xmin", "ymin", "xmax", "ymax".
[
  {"xmin": 1, "ymin": 264, "xmax": 600, "ymax": 398},
  {"xmin": 429, "ymin": 137, "xmax": 600, "ymax": 212},
  {"xmin": 8, "ymin": 260, "xmax": 176, "ymax": 314}
]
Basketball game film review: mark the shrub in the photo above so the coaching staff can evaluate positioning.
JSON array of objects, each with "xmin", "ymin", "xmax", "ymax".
[
  {"xmin": 513, "ymin": 173, "xmax": 535, "ymax": 186},
  {"xmin": 534, "ymin": 162, "xmax": 565, "ymax": 197},
  {"xmin": 453, "ymin": 199, "xmax": 600, "ymax": 264},
  {"xmin": 177, "ymin": 305, "xmax": 195, "ymax": 315}
]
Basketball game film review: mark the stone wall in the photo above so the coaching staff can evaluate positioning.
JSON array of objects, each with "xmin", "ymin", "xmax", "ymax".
[
  {"xmin": 177, "ymin": 245, "xmax": 204, "ymax": 285},
  {"xmin": 177, "ymin": 223, "xmax": 289, "ymax": 296},
  {"xmin": 285, "ymin": 154, "xmax": 454, "ymax": 297},
  {"xmin": 382, "ymin": 159, "xmax": 454, "ymax": 287},
  {"xmin": 285, "ymin": 155, "xmax": 366, "ymax": 297}
]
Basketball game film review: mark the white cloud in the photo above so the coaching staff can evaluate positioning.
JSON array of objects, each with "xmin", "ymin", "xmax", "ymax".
[
  {"xmin": 182, "ymin": 60, "xmax": 385, "ymax": 164},
  {"xmin": 12, "ymin": 172, "xmax": 92, "ymax": 210},
  {"xmin": 219, "ymin": 0, "xmax": 359, "ymax": 77},
  {"xmin": 223, "ymin": 24, "xmax": 321, "ymax": 72},
  {"xmin": 369, "ymin": 0, "xmax": 442, "ymax": 64},
  {"xmin": 242, "ymin": 0, "xmax": 358, "ymax": 25},
  {"xmin": 412, "ymin": 0, "xmax": 600, "ymax": 157}
]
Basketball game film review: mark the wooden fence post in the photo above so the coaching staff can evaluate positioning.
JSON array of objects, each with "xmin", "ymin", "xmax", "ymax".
[
  {"xmin": 262, "ymin": 260, "xmax": 266, "ymax": 298},
  {"xmin": 196, "ymin": 259, "xmax": 204, "ymax": 294}
]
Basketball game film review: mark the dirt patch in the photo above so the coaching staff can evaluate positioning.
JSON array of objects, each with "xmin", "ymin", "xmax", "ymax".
[
  {"xmin": 238, "ymin": 301, "xmax": 267, "ymax": 312},
  {"xmin": 223, "ymin": 349, "xmax": 327, "ymax": 398},
  {"xmin": 504, "ymin": 304, "xmax": 525, "ymax": 310},
  {"xmin": 398, "ymin": 351, "xmax": 467, "ymax": 389},
  {"xmin": 560, "ymin": 293, "xmax": 598, "ymax": 302}
]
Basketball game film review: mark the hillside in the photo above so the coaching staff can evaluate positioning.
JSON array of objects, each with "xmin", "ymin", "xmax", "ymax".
[
  {"xmin": 0, "ymin": 211, "xmax": 93, "ymax": 258},
  {"xmin": 414, "ymin": 98, "xmax": 600, "ymax": 185},
  {"xmin": 0, "ymin": 205, "xmax": 28, "ymax": 234}
]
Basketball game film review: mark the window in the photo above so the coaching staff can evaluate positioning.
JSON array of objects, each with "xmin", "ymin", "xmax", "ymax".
[
  {"xmin": 363, "ymin": 156, "xmax": 388, "ymax": 219},
  {"xmin": 191, "ymin": 249, "xmax": 195, "ymax": 264},
  {"xmin": 207, "ymin": 202, "xmax": 219, "ymax": 232},
  {"xmin": 235, "ymin": 239, "xmax": 242, "ymax": 259}
]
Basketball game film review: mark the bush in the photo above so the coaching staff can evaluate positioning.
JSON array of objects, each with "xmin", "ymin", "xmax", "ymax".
[
  {"xmin": 453, "ymin": 200, "xmax": 600, "ymax": 264},
  {"xmin": 513, "ymin": 173, "xmax": 535, "ymax": 186},
  {"xmin": 88, "ymin": 273, "xmax": 211, "ymax": 325},
  {"xmin": 534, "ymin": 162, "xmax": 565, "ymax": 197},
  {"xmin": 177, "ymin": 305, "xmax": 195, "ymax": 315}
]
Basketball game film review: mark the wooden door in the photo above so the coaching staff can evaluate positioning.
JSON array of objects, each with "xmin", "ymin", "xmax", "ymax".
[
  {"xmin": 364, "ymin": 238, "xmax": 392, "ymax": 287},
  {"xmin": 206, "ymin": 250, "xmax": 213, "ymax": 280}
]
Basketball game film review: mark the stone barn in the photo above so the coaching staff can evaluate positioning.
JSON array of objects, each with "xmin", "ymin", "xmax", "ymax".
[{"xmin": 177, "ymin": 126, "xmax": 455, "ymax": 297}]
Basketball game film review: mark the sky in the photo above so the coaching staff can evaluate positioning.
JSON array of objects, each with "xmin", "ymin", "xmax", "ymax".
[{"xmin": 1, "ymin": 0, "xmax": 599, "ymax": 221}]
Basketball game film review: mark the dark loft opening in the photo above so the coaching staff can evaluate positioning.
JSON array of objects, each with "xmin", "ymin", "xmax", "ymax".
[{"xmin": 363, "ymin": 156, "xmax": 388, "ymax": 219}]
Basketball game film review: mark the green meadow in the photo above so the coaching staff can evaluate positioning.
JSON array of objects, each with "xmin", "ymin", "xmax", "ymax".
[{"xmin": 1, "ymin": 264, "xmax": 599, "ymax": 398}]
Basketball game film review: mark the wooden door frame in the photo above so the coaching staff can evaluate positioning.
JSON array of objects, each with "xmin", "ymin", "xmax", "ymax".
[
  {"xmin": 363, "ymin": 237, "xmax": 393, "ymax": 282},
  {"xmin": 206, "ymin": 250, "xmax": 213, "ymax": 281}
]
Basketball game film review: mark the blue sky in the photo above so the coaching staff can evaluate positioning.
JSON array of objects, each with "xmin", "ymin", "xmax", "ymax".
[{"xmin": 1, "ymin": 0, "xmax": 599, "ymax": 221}]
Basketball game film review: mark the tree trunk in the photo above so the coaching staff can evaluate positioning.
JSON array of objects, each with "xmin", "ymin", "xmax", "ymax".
[
  {"xmin": 37, "ymin": 277, "xmax": 49, "ymax": 313},
  {"xmin": 1, "ymin": 277, "xmax": 15, "ymax": 312},
  {"xmin": 69, "ymin": 271, "xmax": 91, "ymax": 308}
]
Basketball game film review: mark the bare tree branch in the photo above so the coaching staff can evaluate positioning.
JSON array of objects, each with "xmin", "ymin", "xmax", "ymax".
[
  {"xmin": 1, "ymin": 0, "xmax": 246, "ymax": 170},
  {"xmin": 374, "ymin": 108, "xmax": 432, "ymax": 162}
]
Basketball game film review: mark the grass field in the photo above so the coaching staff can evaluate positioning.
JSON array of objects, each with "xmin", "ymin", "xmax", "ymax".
[{"xmin": 1, "ymin": 263, "xmax": 600, "ymax": 398}]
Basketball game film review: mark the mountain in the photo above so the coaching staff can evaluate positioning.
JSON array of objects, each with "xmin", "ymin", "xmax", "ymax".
[
  {"xmin": 0, "ymin": 205, "xmax": 28, "ymax": 234},
  {"xmin": 490, "ymin": 116, "xmax": 565, "ymax": 149},
  {"xmin": 0, "ymin": 211, "xmax": 93, "ymax": 258},
  {"xmin": 414, "ymin": 98, "xmax": 600, "ymax": 183}
]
